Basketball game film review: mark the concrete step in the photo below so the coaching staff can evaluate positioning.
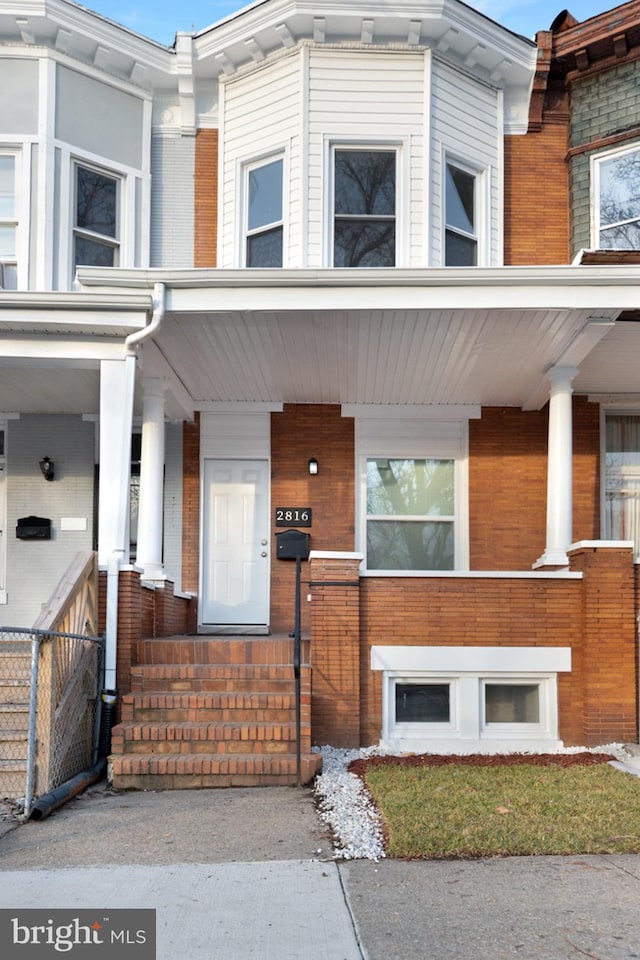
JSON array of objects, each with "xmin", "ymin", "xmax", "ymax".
[
  {"xmin": 121, "ymin": 690, "xmax": 297, "ymax": 724},
  {"xmin": 109, "ymin": 751, "xmax": 323, "ymax": 790}
]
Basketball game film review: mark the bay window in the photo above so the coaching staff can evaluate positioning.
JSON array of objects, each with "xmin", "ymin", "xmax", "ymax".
[
  {"xmin": 73, "ymin": 163, "xmax": 120, "ymax": 269},
  {"xmin": 245, "ymin": 156, "xmax": 283, "ymax": 267},
  {"xmin": 333, "ymin": 148, "xmax": 396, "ymax": 267},
  {"xmin": 0, "ymin": 154, "xmax": 17, "ymax": 289},
  {"xmin": 593, "ymin": 146, "xmax": 640, "ymax": 250},
  {"xmin": 445, "ymin": 161, "xmax": 478, "ymax": 266}
]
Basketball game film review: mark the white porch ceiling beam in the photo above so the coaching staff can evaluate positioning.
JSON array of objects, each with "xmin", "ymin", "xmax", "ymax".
[
  {"xmin": 0, "ymin": 339, "xmax": 126, "ymax": 361},
  {"xmin": 523, "ymin": 317, "xmax": 616, "ymax": 411}
]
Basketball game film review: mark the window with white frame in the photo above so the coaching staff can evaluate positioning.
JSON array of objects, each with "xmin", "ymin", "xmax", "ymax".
[
  {"xmin": 245, "ymin": 156, "xmax": 283, "ymax": 267},
  {"xmin": 374, "ymin": 646, "xmax": 569, "ymax": 750},
  {"xmin": 0, "ymin": 154, "xmax": 17, "ymax": 289},
  {"xmin": 73, "ymin": 162, "xmax": 120, "ymax": 269},
  {"xmin": 366, "ymin": 458, "xmax": 455, "ymax": 570},
  {"xmin": 593, "ymin": 146, "xmax": 640, "ymax": 250},
  {"xmin": 444, "ymin": 161, "xmax": 478, "ymax": 266},
  {"xmin": 604, "ymin": 413, "xmax": 640, "ymax": 555},
  {"xmin": 333, "ymin": 147, "xmax": 396, "ymax": 267}
]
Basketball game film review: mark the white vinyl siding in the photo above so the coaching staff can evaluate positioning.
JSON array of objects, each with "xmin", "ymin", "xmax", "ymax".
[
  {"xmin": 308, "ymin": 48, "xmax": 426, "ymax": 268},
  {"xmin": 220, "ymin": 52, "xmax": 301, "ymax": 267},
  {"xmin": 430, "ymin": 60, "xmax": 501, "ymax": 266}
]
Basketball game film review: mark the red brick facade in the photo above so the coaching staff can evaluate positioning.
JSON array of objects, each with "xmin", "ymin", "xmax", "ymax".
[{"xmin": 194, "ymin": 129, "xmax": 219, "ymax": 268}]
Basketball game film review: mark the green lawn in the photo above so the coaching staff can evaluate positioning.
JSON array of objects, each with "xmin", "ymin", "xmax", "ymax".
[{"xmin": 359, "ymin": 761, "xmax": 640, "ymax": 858}]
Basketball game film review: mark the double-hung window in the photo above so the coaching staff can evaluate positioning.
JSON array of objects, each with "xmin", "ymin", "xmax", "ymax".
[
  {"xmin": 73, "ymin": 163, "xmax": 120, "ymax": 269},
  {"xmin": 366, "ymin": 458, "xmax": 455, "ymax": 570},
  {"xmin": 333, "ymin": 148, "xmax": 396, "ymax": 267},
  {"xmin": 593, "ymin": 146, "xmax": 640, "ymax": 249},
  {"xmin": 444, "ymin": 162, "xmax": 477, "ymax": 266},
  {"xmin": 245, "ymin": 157, "xmax": 283, "ymax": 267},
  {"xmin": 604, "ymin": 413, "xmax": 640, "ymax": 555},
  {"xmin": 0, "ymin": 154, "xmax": 17, "ymax": 289}
]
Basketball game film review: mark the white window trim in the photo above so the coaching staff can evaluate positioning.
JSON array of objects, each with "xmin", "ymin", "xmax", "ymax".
[
  {"xmin": 442, "ymin": 149, "xmax": 488, "ymax": 267},
  {"xmin": 324, "ymin": 135, "xmax": 409, "ymax": 268},
  {"xmin": 58, "ymin": 148, "xmax": 139, "ymax": 287},
  {"xmin": 355, "ymin": 417, "xmax": 469, "ymax": 574},
  {"xmin": 240, "ymin": 151, "xmax": 287, "ymax": 268},
  {"xmin": 591, "ymin": 143, "xmax": 640, "ymax": 250},
  {"xmin": 0, "ymin": 147, "xmax": 29, "ymax": 290},
  {"xmin": 374, "ymin": 646, "xmax": 569, "ymax": 753}
]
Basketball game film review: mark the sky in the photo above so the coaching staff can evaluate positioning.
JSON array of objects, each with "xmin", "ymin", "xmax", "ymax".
[{"xmin": 78, "ymin": 0, "xmax": 622, "ymax": 46}]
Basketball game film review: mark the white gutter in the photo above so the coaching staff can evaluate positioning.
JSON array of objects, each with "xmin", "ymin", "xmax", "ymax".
[{"xmin": 124, "ymin": 281, "xmax": 166, "ymax": 354}]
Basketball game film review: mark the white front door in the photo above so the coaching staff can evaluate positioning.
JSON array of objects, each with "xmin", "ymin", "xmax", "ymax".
[{"xmin": 201, "ymin": 459, "xmax": 270, "ymax": 626}]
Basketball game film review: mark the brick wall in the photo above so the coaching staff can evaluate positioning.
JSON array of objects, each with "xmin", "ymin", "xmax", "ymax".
[
  {"xmin": 270, "ymin": 405, "xmax": 355, "ymax": 633},
  {"xmin": 309, "ymin": 555, "xmax": 361, "ymax": 747},
  {"xmin": 194, "ymin": 129, "xmax": 219, "ymax": 267},
  {"xmin": 182, "ymin": 415, "xmax": 200, "ymax": 594},
  {"xmin": 504, "ymin": 122, "xmax": 570, "ymax": 264},
  {"xmin": 310, "ymin": 546, "xmax": 638, "ymax": 749},
  {"xmin": 469, "ymin": 398, "xmax": 600, "ymax": 569}
]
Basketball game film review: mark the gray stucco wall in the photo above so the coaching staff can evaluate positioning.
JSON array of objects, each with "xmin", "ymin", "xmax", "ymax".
[
  {"xmin": 1, "ymin": 415, "xmax": 95, "ymax": 628},
  {"xmin": 570, "ymin": 61, "xmax": 640, "ymax": 255}
]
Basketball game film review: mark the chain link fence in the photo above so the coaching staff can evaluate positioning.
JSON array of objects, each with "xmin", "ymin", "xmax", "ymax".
[{"xmin": 0, "ymin": 628, "xmax": 104, "ymax": 817}]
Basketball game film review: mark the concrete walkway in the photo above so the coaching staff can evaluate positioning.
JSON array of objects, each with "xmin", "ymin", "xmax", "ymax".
[{"xmin": 1, "ymin": 783, "xmax": 640, "ymax": 959}]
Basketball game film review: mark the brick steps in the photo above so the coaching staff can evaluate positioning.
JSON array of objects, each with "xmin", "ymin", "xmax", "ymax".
[
  {"xmin": 121, "ymin": 691, "xmax": 296, "ymax": 723},
  {"xmin": 109, "ymin": 752, "xmax": 322, "ymax": 791},
  {"xmin": 109, "ymin": 636, "xmax": 320, "ymax": 790}
]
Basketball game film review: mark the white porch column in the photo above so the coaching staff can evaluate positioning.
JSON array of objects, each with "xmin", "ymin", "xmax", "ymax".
[
  {"xmin": 98, "ymin": 356, "xmax": 136, "ymax": 693},
  {"xmin": 98, "ymin": 356, "xmax": 136, "ymax": 566},
  {"xmin": 534, "ymin": 365, "xmax": 578, "ymax": 568},
  {"xmin": 136, "ymin": 377, "xmax": 166, "ymax": 580}
]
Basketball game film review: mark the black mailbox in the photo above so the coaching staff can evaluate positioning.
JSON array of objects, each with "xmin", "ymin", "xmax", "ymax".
[
  {"xmin": 16, "ymin": 516, "xmax": 51, "ymax": 540},
  {"xmin": 276, "ymin": 528, "xmax": 310, "ymax": 561}
]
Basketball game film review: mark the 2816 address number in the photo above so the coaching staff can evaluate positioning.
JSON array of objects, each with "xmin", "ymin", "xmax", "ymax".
[{"xmin": 275, "ymin": 507, "xmax": 312, "ymax": 527}]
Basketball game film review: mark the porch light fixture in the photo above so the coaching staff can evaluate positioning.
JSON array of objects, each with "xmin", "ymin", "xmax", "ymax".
[
  {"xmin": 39, "ymin": 457, "xmax": 55, "ymax": 481},
  {"xmin": 308, "ymin": 457, "xmax": 318, "ymax": 475}
]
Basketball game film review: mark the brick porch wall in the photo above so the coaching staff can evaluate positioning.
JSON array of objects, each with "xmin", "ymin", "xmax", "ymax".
[{"xmin": 309, "ymin": 547, "xmax": 638, "ymax": 749}]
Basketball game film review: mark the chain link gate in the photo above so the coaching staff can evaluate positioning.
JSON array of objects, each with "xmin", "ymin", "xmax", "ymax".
[{"xmin": 0, "ymin": 628, "xmax": 104, "ymax": 818}]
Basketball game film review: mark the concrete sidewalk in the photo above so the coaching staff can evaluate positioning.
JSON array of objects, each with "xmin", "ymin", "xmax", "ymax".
[{"xmin": 1, "ymin": 783, "xmax": 640, "ymax": 959}]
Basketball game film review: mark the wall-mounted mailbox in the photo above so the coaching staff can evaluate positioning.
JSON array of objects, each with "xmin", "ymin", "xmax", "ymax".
[
  {"xmin": 276, "ymin": 528, "xmax": 310, "ymax": 561},
  {"xmin": 16, "ymin": 516, "xmax": 51, "ymax": 540}
]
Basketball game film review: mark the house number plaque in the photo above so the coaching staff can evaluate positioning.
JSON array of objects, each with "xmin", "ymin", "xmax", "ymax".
[{"xmin": 275, "ymin": 507, "xmax": 312, "ymax": 527}]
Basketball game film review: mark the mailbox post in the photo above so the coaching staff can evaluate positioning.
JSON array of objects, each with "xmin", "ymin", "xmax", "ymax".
[{"xmin": 275, "ymin": 529, "xmax": 310, "ymax": 786}]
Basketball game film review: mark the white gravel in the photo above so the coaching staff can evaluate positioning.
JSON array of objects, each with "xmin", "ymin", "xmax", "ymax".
[{"xmin": 313, "ymin": 742, "xmax": 635, "ymax": 861}]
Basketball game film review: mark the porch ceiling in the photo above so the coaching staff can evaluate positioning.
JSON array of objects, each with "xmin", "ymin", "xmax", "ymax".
[
  {"xmin": 153, "ymin": 305, "xmax": 614, "ymax": 410},
  {"xmin": 3, "ymin": 266, "xmax": 640, "ymax": 417}
]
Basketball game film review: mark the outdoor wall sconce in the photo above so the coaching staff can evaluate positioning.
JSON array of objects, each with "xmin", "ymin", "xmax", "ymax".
[
  {"xmin": 39, "ymin": 457, "xmax": 55, "ymax": 481},
  {"xmin": 308, "ymin": 457, "xmax": 318, "ymax": 475}
]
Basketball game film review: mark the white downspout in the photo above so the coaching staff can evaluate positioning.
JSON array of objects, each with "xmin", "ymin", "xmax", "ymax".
[
  {"xmin": 104, "ymin": 281, "xmax": 166, "ymax": 692},
  {"xmin": 125, "ymin": 281, "xmax": 166, "ymax": 355}
]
